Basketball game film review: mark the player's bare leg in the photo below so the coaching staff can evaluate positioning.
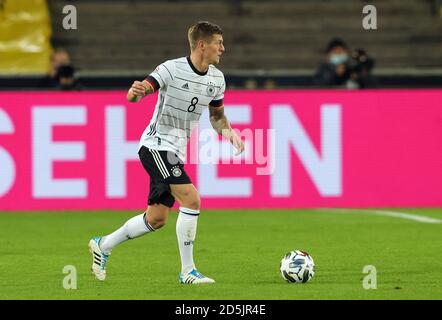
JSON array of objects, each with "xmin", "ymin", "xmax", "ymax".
[
  {"xmin": 170, "ymin": 183, "xmax": 215, "ymax": 284},
  {"xmin": 145, "ymin": 203, "xmax": 170, "ymax": 230},
  {"xmin": 89, "ymin": 204, "xmax": 170, "ymax": 281},
  {"xmin": 171, "ymin": 183, "xmax": 200, "ymax": 210}
]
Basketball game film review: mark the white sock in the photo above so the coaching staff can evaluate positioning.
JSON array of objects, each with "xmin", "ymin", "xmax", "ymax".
[
  {"xmin": 176, "ymin": 207, "xmax": 199, "ymax": 274},
  {"xmin": 99, "ymin": 212, "xmax": 155, "ymax": 254}
]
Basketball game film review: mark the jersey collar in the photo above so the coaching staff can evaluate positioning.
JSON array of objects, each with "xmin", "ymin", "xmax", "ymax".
[{"xmin": 186, "ymin": 56, "xmax": 208, "ymax": 76}]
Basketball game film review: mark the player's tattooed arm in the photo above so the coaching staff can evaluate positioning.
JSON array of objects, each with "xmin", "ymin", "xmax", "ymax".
[
  {"xmin": 127, "ymin": 80, "xmax": 154, "ymax": 103},
  {"xmin": 209, "ymin": 105, "xmax": 245, "ymax": 155},
  {"xmin": 209, "ymin": 105, "xmax": 229, "ymax": 133}
]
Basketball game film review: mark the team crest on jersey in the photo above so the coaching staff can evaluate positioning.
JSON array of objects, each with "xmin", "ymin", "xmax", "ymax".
[
  {"xmin": 206, "ymin": 82, "xmax": 216, "ymax": 96},
  {"xmin": 172, "ymin": 166, "xmax": 182, "ymax": 177}
]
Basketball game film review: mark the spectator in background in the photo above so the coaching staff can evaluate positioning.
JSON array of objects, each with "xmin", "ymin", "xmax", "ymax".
[
  {"xmin": 314, "ymin": 38, "xmax": 352, "ymax": 88},
  {"xmin": 54, "ymin": 64, "xmax": 81, "ymax": 90},
  {"xmin": 42, "ymin": 47, "xmax": 81, "ymax": 89},
  {"xmin": 348, "ymin": 48, "xmax": 377, "ymax": 88},
  {"xmin": 49, "ymin": 48, "xmax": 71, "ymax": 79},
  {"xmin": 314, "ymin": 38, "xmax": 376, "ymax": 89}
]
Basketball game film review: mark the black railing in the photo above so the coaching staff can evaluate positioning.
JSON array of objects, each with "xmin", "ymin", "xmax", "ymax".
[{"xmin": 1, "ymin": 74, "xmax": 442, "ymax": 90}]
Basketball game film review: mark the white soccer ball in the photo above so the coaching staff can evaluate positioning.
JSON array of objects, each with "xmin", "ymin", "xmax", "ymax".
[{"xmin": 280, "ymin": 250, "xmax": 315, "ymax": 283}]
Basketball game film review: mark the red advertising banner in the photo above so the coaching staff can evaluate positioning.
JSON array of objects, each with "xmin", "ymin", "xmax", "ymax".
[{"xmin": 0, "ymin": 90, "xmax": 441, "ymax": 210}]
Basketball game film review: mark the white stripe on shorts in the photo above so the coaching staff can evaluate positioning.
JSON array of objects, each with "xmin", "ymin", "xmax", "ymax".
[
  {"xmin": 149, "ymin": 149, "xmax": 170, "ymax": 178},
  {"xmin": 152, "ymin": 150, "xmax": 170, "ymax": 178}
]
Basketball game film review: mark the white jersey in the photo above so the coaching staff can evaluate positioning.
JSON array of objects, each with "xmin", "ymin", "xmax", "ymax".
[{"xmin": 139, "ymin": 57, "xmax": 225, "ymax": 161}]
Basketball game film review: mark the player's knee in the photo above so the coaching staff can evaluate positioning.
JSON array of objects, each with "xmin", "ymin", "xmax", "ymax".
[
  {"xmin": 182, "ymin": 195, "xmax": 200, "ymax": 211},
  {"xmin": 148, "ymin": 216, "xmax": 167, "ymax": 229},
  {"xmin": 145, "ymin": 211, "xmax": 168, "ymax": 230}
]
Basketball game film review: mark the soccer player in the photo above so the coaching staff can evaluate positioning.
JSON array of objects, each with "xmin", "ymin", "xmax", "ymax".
[{"xmin": 89, "ymin": 21, "xmax": 244, "ymax": 284}]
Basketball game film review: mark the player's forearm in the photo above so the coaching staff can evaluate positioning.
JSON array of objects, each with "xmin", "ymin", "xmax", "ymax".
[{"xmin": 210, "ymin": 114, "xmax": 235, "ymax": 140}]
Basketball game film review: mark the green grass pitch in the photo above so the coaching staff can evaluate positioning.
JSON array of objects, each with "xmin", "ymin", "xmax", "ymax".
[{"xmin": 0, "ymin": 209, "xmax": 441, "ymax": 300}]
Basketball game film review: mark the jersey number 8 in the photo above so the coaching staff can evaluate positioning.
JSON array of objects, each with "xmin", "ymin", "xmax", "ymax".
[{"xmin": 188, "ymin": 97, "xmax": 198, "ymax": 113}]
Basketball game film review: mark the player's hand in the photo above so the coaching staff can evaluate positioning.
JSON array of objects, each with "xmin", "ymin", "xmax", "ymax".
[
  {"xmin": 130, "ymin": 81, "xmax": 149, "ymax": 97},
  {"xmin": 230, "ymin": 133, "xmax": 245, "ymax": 156}
]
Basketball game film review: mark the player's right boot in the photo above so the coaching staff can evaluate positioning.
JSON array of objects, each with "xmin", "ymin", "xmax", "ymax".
[
  {"xmin": 179, "ymin": 269, "xmax": 215, "ymax": 284},
  {"xmin": 88, "ymin": 237, "xmax": 110, "ymax": 281}
]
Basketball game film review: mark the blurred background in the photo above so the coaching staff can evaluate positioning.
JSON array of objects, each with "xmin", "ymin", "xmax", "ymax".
[
  {"xmin": 0, "ymin": 0, "xmax": 441, "ymax": 210},
  {"xmin": 0, "ymin": 0, "xmax": 441, "ymax": 301},
  {"xmin": 0, "ymin": 0, "xmax": 441, "ymax": 89}
]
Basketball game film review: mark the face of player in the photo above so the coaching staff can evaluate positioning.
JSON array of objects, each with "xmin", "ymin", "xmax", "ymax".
[{"xmin": 203, "ymin": 34, "xmax": 225, "ymax": 65}]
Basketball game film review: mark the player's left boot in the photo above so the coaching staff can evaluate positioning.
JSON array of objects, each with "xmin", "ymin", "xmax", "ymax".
[
  {"xmin": 88, "ymin": 236, "xmax": 110, "ymax": 281},
  {"xmin": 179, "ymin": 269, "xmax": 215, "ymax": 284}
]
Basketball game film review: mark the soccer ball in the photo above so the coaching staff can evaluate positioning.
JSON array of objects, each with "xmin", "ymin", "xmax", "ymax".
[{"xmin": 280, "ymin": 250, "xmax": 315, "ymax": 283}]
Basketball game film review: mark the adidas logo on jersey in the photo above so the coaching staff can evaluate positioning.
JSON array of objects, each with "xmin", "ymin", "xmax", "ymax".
[{"xmin": 181, "ymin": 83, "xmax": 189, "ymax": 90}]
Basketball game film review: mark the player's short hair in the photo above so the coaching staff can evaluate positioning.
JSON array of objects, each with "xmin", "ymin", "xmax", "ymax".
[{"xmin": 188, "ymin": 21, "xmax": 223, "ymax": 51}]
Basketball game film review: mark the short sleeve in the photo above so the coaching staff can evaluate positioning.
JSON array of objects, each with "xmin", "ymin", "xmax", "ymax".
[
  {"xmin": 146, "ymin": 60, "xmax": 175, "ymax": 90},
  {"xmin": 209, "ymin": 75, "xmax": 225, "ymax": 107}
]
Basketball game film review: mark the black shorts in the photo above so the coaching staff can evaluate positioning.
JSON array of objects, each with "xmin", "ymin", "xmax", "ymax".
[{"xmin": 138, "ymin": 146, "xmax": 191, "ymax": 208}]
